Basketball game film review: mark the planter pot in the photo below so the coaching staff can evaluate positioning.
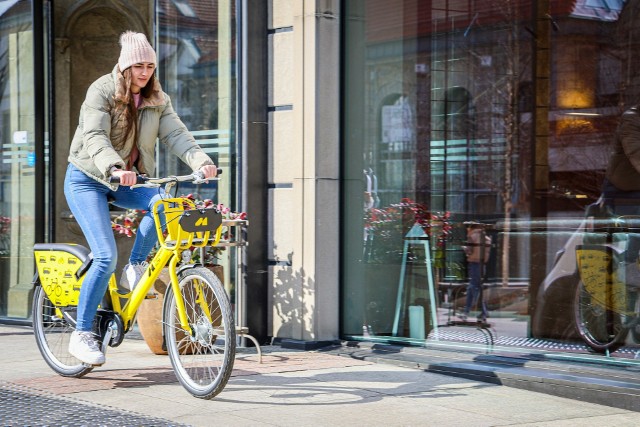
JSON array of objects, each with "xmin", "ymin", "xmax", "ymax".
[
  {"xmin": 136, "ymin": 265, "xmax": 224, "ymax": 355},
  {"xmin": 137, "ymin": 268, "xmax": 170, "ymax": 355}
]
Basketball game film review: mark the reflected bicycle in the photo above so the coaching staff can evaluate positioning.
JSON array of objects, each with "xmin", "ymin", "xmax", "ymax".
[{"xmin": 575, "ymin": 213, "xmax": 640, "ymax": 353}]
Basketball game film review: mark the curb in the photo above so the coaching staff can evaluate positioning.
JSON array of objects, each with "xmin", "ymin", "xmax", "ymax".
[{"xmin": 325, "ymin": 342, "xmax": 640, "ymax": 412}]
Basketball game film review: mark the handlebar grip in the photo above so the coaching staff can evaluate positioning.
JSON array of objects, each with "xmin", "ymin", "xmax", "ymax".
[{"xmin": 109, "ymin": 175, "xmax": 149, "ymax": 184}]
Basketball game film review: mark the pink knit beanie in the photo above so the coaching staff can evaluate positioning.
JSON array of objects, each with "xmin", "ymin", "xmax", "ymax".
[{"xmin": 118, "ymin": 31, "xmax": 156, "ymax": 71}]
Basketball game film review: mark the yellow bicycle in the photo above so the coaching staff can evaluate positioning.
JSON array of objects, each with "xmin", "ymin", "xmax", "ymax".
[{"xmin": 31, "ymin": 172, "xmax": 236, "ymax": 399}]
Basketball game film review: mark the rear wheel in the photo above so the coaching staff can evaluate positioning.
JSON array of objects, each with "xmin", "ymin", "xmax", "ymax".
[
  {"xmin": 163, "ymin": 267, "xmax": 235, "ymax": 399},
  {"xmin": 574, "ymin": 279, "xmax": 628, "ymax": 353},
  {"xmin": 32, "ymin": 285, "xmax": 93, "ymax": 377}
]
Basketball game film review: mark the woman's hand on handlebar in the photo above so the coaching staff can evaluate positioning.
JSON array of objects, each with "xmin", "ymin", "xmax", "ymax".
[
  {"xmin": 199, "ymin": 164, "xmax": 218, "ymax": 180},
  {"xmin": 111, "ymin": 169, "xmax": 138, "ymax": 186}
]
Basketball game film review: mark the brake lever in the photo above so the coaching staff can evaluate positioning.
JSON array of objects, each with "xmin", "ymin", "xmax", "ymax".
[
  {"xmin": 192, "ymin": 168, "xmax": 223, "ymax": 184},
  {"xmin": 189, "ymin": 170, "xmax": 203, "ymax": 184}
]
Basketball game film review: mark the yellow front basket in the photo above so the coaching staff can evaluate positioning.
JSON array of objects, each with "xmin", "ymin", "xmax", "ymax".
[{"xmin": 153, "ymin": 197, "xmax": 223, "ymax": 251}]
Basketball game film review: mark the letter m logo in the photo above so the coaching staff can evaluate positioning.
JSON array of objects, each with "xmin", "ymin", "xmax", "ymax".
[{"xmin": 179, "ymin": 209, "xmax": 222, "ymax": 232}]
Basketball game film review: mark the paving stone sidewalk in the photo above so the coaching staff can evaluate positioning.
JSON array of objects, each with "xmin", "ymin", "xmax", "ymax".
[{"xmin": 1, "ymin": 324, "xmax": 638, "ymax": 426}]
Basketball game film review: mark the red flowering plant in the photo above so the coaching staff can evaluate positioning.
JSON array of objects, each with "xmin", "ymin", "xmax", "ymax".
[
  {"xmin": 182, "ymin": 193, "xmax": 247, "ymax": 221},
  {"xmin": 364, "ymin": 198, "xmax": 451, "ymax": 264},
  {"xmin": 111, "ymin": 209, "xmax": 145, "ymax": 237}
]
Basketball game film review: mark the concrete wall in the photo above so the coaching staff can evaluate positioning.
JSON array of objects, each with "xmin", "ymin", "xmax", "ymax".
[{"xmin": 268, "ymin": 0, "xmax": 340, "ymax": 342}]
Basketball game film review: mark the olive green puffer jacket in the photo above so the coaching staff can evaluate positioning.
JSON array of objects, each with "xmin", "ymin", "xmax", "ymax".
[
  {"xmin": 68, "ymin": 65, "xmax": 213, "ymax": 188},
  {"xmin": 606, "ymin": 106, "xmax": 640, "ymax": 191}
]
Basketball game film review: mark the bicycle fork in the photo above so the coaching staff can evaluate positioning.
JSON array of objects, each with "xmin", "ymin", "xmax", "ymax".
[{"xmin": 166, "ymin": 257, "xmax": 214, "ymax": 339}]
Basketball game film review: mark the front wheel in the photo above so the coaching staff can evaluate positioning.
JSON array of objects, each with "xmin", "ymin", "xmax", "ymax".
[
  {"xmin": 574, "ymin": 279, "xmax": 628, "ymax": 353},
  {"xmin": 32, "ymin": 285, "xmax": 93, "ymax": 377},
  {"xmin": 163, "ymin": 267, "xmax": 236, "ymax": 399}
]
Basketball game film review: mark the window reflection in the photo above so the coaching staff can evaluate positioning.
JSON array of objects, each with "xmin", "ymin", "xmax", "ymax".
[
  {"xmin": 156, "ymin": 0, "xmax": 236, "ymax": 300},
  {"xmin": 0, "ymin": 0, "xmax": 36, "ymax": 318},
  {"xmin": 342, "ymin": 0, "xmax": 639, "ymax": 360}
]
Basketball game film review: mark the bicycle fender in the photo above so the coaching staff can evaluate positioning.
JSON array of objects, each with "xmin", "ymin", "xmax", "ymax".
[{"xmin": 31, "ymin": 271, "xmax": 40, "ymax": 287}]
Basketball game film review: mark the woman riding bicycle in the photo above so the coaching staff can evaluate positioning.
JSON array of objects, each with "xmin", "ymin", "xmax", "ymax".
[{"xmin": 64, "ymin": 31, "xmax": 217, "ymax": 365}]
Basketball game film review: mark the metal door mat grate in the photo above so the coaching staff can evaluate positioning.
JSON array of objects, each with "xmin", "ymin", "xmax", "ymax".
[
  {"xmin": 0, "ymin": 381, "xmax": 190, "ymax": 427},
  {"xmin": 429, "ymin": 329, "xmax": 640, "ymax": 358}
]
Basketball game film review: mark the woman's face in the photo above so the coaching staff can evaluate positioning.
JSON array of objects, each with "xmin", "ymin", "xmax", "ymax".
[{"xmin": 130, "ymin": 62, "xmax": 156, "ymax": 93}]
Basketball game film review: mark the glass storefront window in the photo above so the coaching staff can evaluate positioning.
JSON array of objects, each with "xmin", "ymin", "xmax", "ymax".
[
  {"xmin": 0, "ymin": 1, "xmax": 42, "ymax": 319},
  {"xmin": 0, "ymin": 1, "xmax": 236, "ymax": 321},
  {"xmin": 342, "ymin": 0, "xmax": 639, "ymax": 362},
  {"xmin": 155, "ymin": 0, "xmax": 237, "ymax": 301}
]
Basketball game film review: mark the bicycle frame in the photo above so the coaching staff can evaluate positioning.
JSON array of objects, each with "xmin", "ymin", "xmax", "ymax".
[{"xmin": 106, "ymin": 244, "xmax": 172, "ymax": 330}]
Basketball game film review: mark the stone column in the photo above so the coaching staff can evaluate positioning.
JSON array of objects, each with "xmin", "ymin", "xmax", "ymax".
[{"xmin": 269, "ymin": 0, "xmax": 340, "ymax": 346}]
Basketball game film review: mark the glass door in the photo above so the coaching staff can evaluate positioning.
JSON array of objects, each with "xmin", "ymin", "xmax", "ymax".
[
  {"xmin": 155, "ymin": 0, "xmax": 237, "ymax": 300},
  {"xmin": 0, "ymin": 0, "xmax": 48, "ymax": 319}
]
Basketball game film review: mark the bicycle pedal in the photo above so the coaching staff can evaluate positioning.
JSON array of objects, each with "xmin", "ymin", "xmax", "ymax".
[{"xmin": 144, "ymin": 293, "xmax": 158, "ymax": 300}]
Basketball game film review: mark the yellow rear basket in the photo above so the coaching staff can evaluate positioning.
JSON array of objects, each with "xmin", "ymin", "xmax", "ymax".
[
  {"xmin": 153, "ymin": 197, "xmax": 223, "ymax": 250},
  {"xmin": 34, "ymin": 249, "xmax": 85, "ymax": 308}
]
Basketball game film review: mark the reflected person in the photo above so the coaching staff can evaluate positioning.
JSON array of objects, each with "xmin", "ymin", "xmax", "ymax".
[{"xmin": 459, "ymin": 221, "xmax": 491, "ymax": 323}]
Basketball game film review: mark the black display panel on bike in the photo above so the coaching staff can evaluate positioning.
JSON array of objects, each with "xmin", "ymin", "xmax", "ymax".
[{"xmin": 178, "ymin": 208, "xmax": 223, "ymax": 233}]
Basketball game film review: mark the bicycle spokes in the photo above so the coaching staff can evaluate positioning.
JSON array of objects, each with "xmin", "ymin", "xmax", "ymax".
[{"xmin": 163, "ymin": 267, "xmax": 235, "ymax": 399}]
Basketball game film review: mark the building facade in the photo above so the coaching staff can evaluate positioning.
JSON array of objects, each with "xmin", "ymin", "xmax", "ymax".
[{"xmin": 1, "ymin": 0, "xmax": 639, "ymax": 380}]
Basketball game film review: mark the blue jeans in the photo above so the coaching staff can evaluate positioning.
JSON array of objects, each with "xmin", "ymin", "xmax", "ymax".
[
  {"xmin": 464, "ymin": 262, "xmax": 488, "ymax": 318},
  {"xmin": 64, "ymin": 164, "xmax": 165, "ymax": 331}
]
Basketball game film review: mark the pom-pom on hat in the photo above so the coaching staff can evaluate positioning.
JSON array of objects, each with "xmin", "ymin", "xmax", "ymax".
[{"xmin": 118, "ymin": 31, "xmax": 156, "ymax": 71}]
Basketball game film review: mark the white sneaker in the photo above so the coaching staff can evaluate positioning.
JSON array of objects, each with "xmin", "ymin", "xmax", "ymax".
[
  {"xmin": 69, "ymin": 331, "xmax": 105, "ymax": 365},
  {"xmin": 120, "ymin": 262, "xmax": 148, "ymax": 291}
]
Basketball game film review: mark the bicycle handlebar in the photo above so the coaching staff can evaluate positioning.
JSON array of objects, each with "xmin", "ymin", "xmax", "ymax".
[{"xmin": 109, "ymin": 169, "xmax": 222, "ymax": 187}]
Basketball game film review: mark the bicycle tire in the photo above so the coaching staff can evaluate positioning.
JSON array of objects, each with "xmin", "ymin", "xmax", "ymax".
[
  {"xmin": 163, "ymin": 267, "xmax": 236, "ymax": 399},
  {"xmin": 32, "ymin": 285, "xmax": 93, "ymax": 377},
  {"xmin": 574, "ymin": 279, "xmax": 628, "ymax": 353}
]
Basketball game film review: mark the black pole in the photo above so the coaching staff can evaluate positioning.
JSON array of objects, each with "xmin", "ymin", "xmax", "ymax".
[
  {"xmin": 240, "ymin": 0, "xmax": 268, "ymax": 344},
  {"xmin": 33, "ymin": 0, "xmax": 45, "ymax": 243},
  {"xmin": 46, "ymin": 0, "xmax": 55, "ymax": 241}
]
